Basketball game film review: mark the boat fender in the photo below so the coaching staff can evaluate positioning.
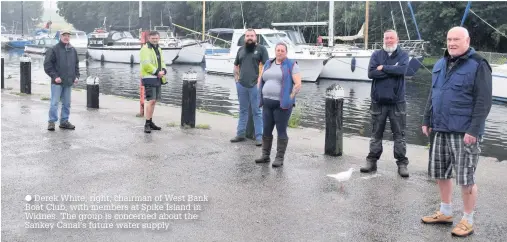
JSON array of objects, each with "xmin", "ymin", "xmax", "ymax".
[
  {"xmin": 351, "ymin": 57, "xmax": 356, "ymax": 72},
  {"xmin": 85, "ymin": 51, "xmax": 89, "ymax": 59},
  {"xmin": 100, "ymin": 54, "xmax": 104, "ymax": 63},
  {"xmin": 130, "ymin": 55, "xmax": 134, "ymax": 65}
]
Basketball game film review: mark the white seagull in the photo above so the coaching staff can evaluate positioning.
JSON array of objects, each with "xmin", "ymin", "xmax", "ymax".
[{"xmin": 327, "ymin": 168, "xmax": 355, "ymax": 191}]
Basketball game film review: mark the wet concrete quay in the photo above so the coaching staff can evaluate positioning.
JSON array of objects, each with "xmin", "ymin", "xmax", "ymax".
[{"xmin": 1, "ymin": 81, "xmax": 506, "ymax": 241}]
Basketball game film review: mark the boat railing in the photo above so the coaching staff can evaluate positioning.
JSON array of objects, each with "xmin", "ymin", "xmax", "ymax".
[
  {"xmin": 475, "ymin": 51, "xmax": 507, "ymax": 65},
  {"xmin": 352, "ymin": 40, "xmax": 430, "ymax": 56}
]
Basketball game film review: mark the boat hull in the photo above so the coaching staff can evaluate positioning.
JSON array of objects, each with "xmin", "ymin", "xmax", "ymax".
[
  {"xmin": 319, "ymin": 55, "xmax": 372, "ymax": 81},
  {"xmin": 173, "ymin": 44, "xmax": 205, "ymax": 64},
  {"xmin": 87, "ymin": 47, "xmax": 181, "ymax": 65},
  {"xmin": 204, "ymin": 54, "xmax": 327, "ymax": 82},
  {"xmin": 24, "ymin": 45, "xmax": 47, "ymax": 55},
  {"xmin": 492, "ymin": 73, "xmax": 507, "ymax": 103},
  {"xmin": 6, "ymin": 40, "xmax": 33, "ymax": 49},
  {"xmin": 319, "ymin": 54, "xmax": 422, "ymax": 81}
]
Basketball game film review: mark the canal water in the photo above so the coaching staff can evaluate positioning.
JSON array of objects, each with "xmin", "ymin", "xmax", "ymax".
[{"xmin": 2, "ymin": 49, "xmax": 506, "ymax": 161}]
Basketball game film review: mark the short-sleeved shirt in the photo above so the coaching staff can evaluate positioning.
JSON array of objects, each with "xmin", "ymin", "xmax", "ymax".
[
  {"xmin": 234, "ymin": 45, "xmax": 269, "ymax": 88},
  {"xmin": 261, "ymin": 61, "xmax": 300, "ymax": 100}
]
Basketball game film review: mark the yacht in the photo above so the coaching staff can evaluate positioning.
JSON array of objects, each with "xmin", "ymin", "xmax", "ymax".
[
  {"xmin": 204, "ymin": 28, "xmax": 329, "ymax": 82},
  {"xmin": 86, "ymin": 27, "xmax": 181, "ymax": 65},
  {"xmin": 154, "ymin": 26, "xmax": 205, "ymax": 64},
  {"xmin": 492, "ymin": 64, "xmax": 507, "ymax": 102}
]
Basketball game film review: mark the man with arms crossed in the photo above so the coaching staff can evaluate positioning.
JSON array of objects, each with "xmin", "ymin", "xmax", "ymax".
[
  {"xmin": 361, "ymin": 29, "xmax": 410, "ymax": 177},
  {"xmin": 421, "ymin": 26, "xmax": 492, "ymax": 237}
]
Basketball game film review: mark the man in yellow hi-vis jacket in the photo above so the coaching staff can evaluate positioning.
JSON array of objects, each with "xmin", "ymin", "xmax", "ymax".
[{"xmin": 140, "ymin": 31, "xmax": 167, "ymax": 133}]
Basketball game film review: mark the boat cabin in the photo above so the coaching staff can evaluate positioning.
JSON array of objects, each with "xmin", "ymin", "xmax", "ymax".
[
  {"xmin": 88, "ymin": 30, "xmax": 140, "ymax": 47},
  {"xmin": 228, "ymin": 28, "xmax": 301, "ymax": 56}
]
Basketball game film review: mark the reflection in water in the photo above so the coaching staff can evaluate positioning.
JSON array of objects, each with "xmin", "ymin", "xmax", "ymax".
[{"xmin": 2, "ymin": 51, "xmax": 506, "ymax": 160}]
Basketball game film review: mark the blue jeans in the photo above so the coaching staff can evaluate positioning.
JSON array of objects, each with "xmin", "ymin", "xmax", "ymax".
[
  {"xmin": 236, "ymin": 82, "xmax": 263, "ymax": 140},
  {"xmin": 262, "ymin": 98, "xmax": 292, "ymax": 139},
  {"xmin": 48, "ymin": 84, "xmax": 72, "ymax": 123}
]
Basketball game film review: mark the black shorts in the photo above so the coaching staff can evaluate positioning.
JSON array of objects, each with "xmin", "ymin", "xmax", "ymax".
[{"xmin": 145, "ymin": 85, "xmax": 161, "ymax": 101}]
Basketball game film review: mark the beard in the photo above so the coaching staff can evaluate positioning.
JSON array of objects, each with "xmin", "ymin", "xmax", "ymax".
[
  {"xmin": 245, "ymin": 40, "xmax": 256, "ymax": 52},
  {"xmin": 383, "ymin": 44, "xmax": 397, "ymax": 53}
]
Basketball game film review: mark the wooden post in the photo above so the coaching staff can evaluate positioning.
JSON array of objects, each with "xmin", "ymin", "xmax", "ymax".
[
  {"xmin": 20, "ymin": 55, "xmax": 31, "ymax": 94},
  {"xmin": 1, "ymin": 58, "xmax": 4, "ymax": 89},
  {"xmin": 86, "ymin": 76, "xmax": 100, "ymax": 108},
  {"xmin": 325, "ymin": 83, "xmax": 345, "ymax": 156},
  {"xmin": 181, "ymin": 72, "xmax": 197, "ymax": 128}
]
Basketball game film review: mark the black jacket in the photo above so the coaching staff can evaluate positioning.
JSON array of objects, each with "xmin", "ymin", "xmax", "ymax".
[
  {"xmin": 368, "ymin": 46, "xmax": 409, "ymax": 104},
  {"xmin": 44, "ymin": 41, "xmax": 80, "ymax": 86}
]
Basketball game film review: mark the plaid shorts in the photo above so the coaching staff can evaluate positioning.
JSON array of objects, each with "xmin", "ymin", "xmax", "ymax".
[{"xmin": 428, "ymin": 132, "xmax": 481, "ymax": 185}]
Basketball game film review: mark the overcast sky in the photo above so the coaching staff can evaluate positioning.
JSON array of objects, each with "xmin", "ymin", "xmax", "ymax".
[{"xmin": 43, "ymin": 0, "xmax": 56, "ymax": 9}]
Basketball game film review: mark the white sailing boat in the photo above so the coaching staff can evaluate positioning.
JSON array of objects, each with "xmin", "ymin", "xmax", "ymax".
[
  {"xmin": 204, "ymin": 28, "xmax": 329, "ymax": 82},
  {"xmin": 492, "ymin": 64, "xmax": 507, "ymax": 102},
  {"xmin": 153, "ymin": 26, "xmax": 205, "ymax": 64}
]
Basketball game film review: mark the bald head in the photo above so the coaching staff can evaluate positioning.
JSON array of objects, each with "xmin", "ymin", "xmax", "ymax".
[{"xmin": 447, "ymin": 26, "xmax": 470, "ymax": 57}]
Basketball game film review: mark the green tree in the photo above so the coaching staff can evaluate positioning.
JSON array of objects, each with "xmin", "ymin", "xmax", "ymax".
[
  {"xmin": 53, "ymin": 1, "xmax": 507, "ymax": 53},
  {"xmin": 1, "ymin": 1, "xmax": 44, "ymax": 35}
]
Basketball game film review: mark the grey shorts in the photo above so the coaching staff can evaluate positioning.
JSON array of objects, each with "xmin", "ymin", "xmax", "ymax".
[
  {"xmin": 144, "ymin": 85, "xmax": 161, "ymax": 101},
  {"xmin": 428, "ymin": 132, "xmax": 481, "ymax": 185}
]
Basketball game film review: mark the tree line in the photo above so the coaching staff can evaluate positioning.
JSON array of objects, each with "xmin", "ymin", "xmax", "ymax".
[
  {"xmin": 1, "ymin": 1, "xmax": 44, "ymax": 35},
  {"xmin": 2, "ymin": 1, "xmax": 506, "ymax": 54}
]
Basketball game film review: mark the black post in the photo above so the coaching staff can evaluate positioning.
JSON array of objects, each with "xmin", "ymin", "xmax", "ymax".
[
  {"xmin": 325, "ymin": 83, "xmax": 345, "ymax": 156},
  {"xmin": 86, "ymin": 76, "xmax": 100, "ymax": 108},
  {"xmin": 181, "ymin": 72, "xmax": 197, "ymax": 128},
  {"xmin": 245, "ymin": 103, "xmax": 255, "ymax": 140},
  {"xmin": 20, "ymin": 55, "xmax": 31, "ymax": 94},
  {"xmin": 1, "ymin": 58, "xmax": 4, "ymax": 89}
]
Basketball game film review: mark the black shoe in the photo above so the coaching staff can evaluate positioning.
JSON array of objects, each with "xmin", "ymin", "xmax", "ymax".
[
  {"xmin": 150, "ymin": 122, "xmax": 162, "ymax": 130},
  {"xmin": 230, "ymin": 136, "xmax": 246, "ymax": 143},
  {"xmin": 398, "ymin": 165, "xmax": 409, "ymax": 177},
  {"xmin": 48, "ymin": 122, "xmax": 55, "ymax": 131},
  {"xmin": 59, "ymin": 121, "xmax": 75, "ymax": 130},
  {"xmin": 144, "ymin": 124, "xmax": 151, "ymax": 133},
  {"xmin": 255, "ymin": 136, "xmax": 273, "ymax": 163},
  {"xmin": 272, "ymin": 138, "xmax": 288, "ymax": 167},
  {"xmin": 360, "ymin": 160, "xmax": 377, "ymax": 173}
]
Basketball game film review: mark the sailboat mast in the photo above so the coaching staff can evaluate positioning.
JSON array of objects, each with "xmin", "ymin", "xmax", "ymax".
[
  {"xmin": 21, "ymin": 1, "xmax": 24, "ymax": 36},
  {"xmin": 399, "ymin": 1, "xmax": 410, "ymax": 40},
  {"xmin": 328, "ymin": 0, "xmax": 334, "ymax": 47},
  {"xmin": 364, "ymin": 1, "xmax": 369, "ymax": 50},
  {"xmin": 202, "ymin": 1, "xmax": 205, "ymax": 41}
]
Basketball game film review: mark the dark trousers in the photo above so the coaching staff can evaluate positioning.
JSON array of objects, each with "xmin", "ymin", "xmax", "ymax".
[
  {"xmin": 262, "ymin": 98, "xmax": 292, "ymax": 139},
  {"xmin": 366, "ymin": 102, "xmax": 408, "ymax": 165}
]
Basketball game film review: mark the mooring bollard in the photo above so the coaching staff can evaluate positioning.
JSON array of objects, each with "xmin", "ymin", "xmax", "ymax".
[
  {"xmin": 325, "ymin": 83, "xmax": 345, "ymax": 156},
  {"xmin": 1, "ymin": 57, "xmax": 4, "ymax": 89},
  {"xmin": 181, "ymin": 72, "xmax": 197, "ymax": 128},
  {"xmin": 20, "ymin": 55, "xmax": 31, "ymax": 94},
  {"xmin": 86, "ymin": 76, "xmax": 100, "ymax": 108}
]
